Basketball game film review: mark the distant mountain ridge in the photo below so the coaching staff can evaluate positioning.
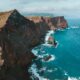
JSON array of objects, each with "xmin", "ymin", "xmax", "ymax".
[
  {"xmin": 24, "ymin": 13, "xmax": 54, "ymax": 17},
  {"xmin": 27, "ymin": 16, "xmax": 68, "ymax": 30}
]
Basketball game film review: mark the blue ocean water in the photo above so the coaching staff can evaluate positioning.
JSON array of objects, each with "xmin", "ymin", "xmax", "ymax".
[{"xmin": 29, "ymin": 19, "xmax": 80, "ymax": 80}]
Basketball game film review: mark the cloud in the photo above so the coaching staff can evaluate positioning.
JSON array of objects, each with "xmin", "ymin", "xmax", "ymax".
[{"xmin": 0, "ymin": 0, "xmax": 80, "ymax": 18}]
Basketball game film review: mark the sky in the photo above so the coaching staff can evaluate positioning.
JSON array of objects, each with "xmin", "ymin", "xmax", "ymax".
[{"xmin": 0, "ymin": 0, "xmax": 80, "ymax": 18}]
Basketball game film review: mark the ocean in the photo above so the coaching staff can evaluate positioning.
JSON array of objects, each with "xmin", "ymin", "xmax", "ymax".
[{"xmin": 28, "ymin": 19, "xmax": 80, "ymax": 80}]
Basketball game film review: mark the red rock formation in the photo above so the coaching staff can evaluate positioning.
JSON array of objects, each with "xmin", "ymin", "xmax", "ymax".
[{"xmin": 27, "ymin": 16, "xmax": 68, "ymax": 30}]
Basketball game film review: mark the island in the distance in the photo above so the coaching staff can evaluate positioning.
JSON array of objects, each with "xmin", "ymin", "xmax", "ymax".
[{"xmin": 0, "ymin": 9, "xmax": 68, "ymax": 80}]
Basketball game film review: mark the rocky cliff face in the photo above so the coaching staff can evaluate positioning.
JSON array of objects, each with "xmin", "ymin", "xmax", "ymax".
[
  {"xmin": 0, "ymin": 10, "xmax": 68, "ymax": 80},
  {"xmin": 26, "ymin": 16, "xmax": 50, "ymax": 39},
  {"xmin": 0, "ymin": 10, "xmax": 46, "ymax": 80},
  {"xmin": 27, "ymin": 16, "xmax": 68, "ymax": 30}
]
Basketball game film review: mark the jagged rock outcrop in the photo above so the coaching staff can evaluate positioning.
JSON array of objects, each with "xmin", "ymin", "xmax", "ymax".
[
  {"xmin": 0, "ymin": 9, "xmax": 47, "ymax": 80},
  {"xmin": 27, "ymin": 16, "xmax": 68, "ymax": 30}
]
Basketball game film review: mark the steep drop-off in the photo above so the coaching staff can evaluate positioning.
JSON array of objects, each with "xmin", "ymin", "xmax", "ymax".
[
  {"xmin": 0, "ymin": 9, "xmax": 48, "ymax": 80},
  {"xmin": 27, "ymin": 16, "xmax": 68, "ymax": 30},
  {"xmin": 0, "ymin": 10, "xmax": 68, "ymax": 80}
]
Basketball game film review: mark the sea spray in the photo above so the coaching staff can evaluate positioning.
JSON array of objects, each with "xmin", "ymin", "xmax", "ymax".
[
  {"xmin": 30, "ymin": 30, "xmax": 56, "ymax": 80},
  {"xmin": 68, "ymin": 77, "xmax": 80, "ymax": 80},
  {"xmin": 31, "ymin": 48, "xmax": 38, "ymax": 56},
  {"xmin": 67, "ymin": 26, "xmax": 80, "ymax": 30},
  {"xmin": 31, "ymin": 30, "xmax": 56, "ymax": 56},
  {"xmin": 29, "ymin": 30, "xmax": 62, "ymax": 80},
  {"xmin": 70, "ymin": 26, "xmax": 80, "ymax": 29},
  {"xmin": 28, "ymin": 63, "xmax": 49, "ymax": 80},
  {"xmin": 55, "ymin": 41, "xmax": 59, "ymax": 48},
  {"xmin": 45, "ymin": 30, "xmax": 54, "ymax": 44}
]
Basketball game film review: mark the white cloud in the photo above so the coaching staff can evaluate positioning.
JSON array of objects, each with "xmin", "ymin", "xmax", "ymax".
[{"xmin": 0, "ymin": 0, "xmax": 80, "ymax": 18}]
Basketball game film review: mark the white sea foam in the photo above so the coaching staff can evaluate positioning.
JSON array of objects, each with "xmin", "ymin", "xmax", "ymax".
[
  {"xmin": 42, "ymin": 41, "xmax": 59, "ymax": 48},
  {"xmin": 31, "ymin": 49, "xmax": 38, "ymax": 56},
  {"xmin": 42, "ymin": 43, "xmax": 53, "ymax": 47},
  {"xmin": 38, "ymin": 54, "xmax": 50, "ymax": 58},
  {"xmin": 55, "ymin": 41, "xmax": 59, "ymax": 48},
  {"xmin": 64, "ymin": 71, "xmax": 80, "ymax": 80},
  {"xmin": 38, "ymin": 54, "xmax": 47, "ymax": 58},
  {"xmin": 64, "ymin": 71, "xmax": 68, "ymax": 76},
  {"xmin": 41, "ymin": 50, "xmax": 46, "ymax": 53},
  {"xmin": 44, "ymin": 30, "xmax": 60, "ymax": 48},
  {"xmin": 57, "ymin": 29, "xmax": 65, "ymax": 31},
  {"xmin": 45, "ymin": 30, "xmax": 54, "ymax": 44},
  {"xmin": 70, "ymin": 26, "xmax": 80, "ymax": 29},
  {"xmin": 31, "ymin": 30, "xmax": 55, "ymax": 56},
  {"xmin": 28, "ymin": 63, "xmax": 49, "ymax": 80},
  {"xmin": 67, "ymin": 26, "xmax": 80, "ymax": 30},
  {"xmin": 47, "ymin": 69, "xmax": 53, "ymax": 73},
  {"xmin": 68, "ymin": 77, "xmax": 79, "ymax": 80},
  {"xmin": 39, "ymin": 67, "xmax": 47, "ymax": 72},
  {"xmin": 66, "ymin": 26, "xmax": 80, "ymax": 30},
  {"xmin": 67, "ymin": 27, "xmax": 71, "ymax": 30},
  {"xmin": 47, "ymin": 55, "xmax": 55, "ymax": 62}
]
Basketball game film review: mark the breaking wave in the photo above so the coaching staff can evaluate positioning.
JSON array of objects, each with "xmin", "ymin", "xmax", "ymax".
[
  {"xmin": 70, "ymin": 26, "xmax": 80, "ymax": 29},
  {"xmin": 30, "ymin": 28, "xmax": 80, "ymax": 80},
  {"xmin": 45, "ymin": 30, "xmax": 54, "ymax": 44},
  {"xmin": 31, "ymin": 49, "xmax": 38, "ymax": 56},
  {"xmin": 67, "ymin": 26, "xmax": 80, "ymax": 30},
  {"xmin": 68, "ymin": 77, "xmax": 80, "ymax": 80},
  {"xmin": 30, "ymin": 30, "xmax": 57, "ymax": 80},
  {"xmin": 28, "ymin": 63, "xmax": 50, "ymax": 80}
]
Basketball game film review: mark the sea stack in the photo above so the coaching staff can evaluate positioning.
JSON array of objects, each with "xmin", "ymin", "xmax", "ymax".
[{"xmin": 47, "ymin": 36, "xmax": 57, "ymax": 47}]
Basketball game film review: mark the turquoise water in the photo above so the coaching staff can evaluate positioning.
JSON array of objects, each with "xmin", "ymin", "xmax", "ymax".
[{"xmin": 29, "ymin": 20, "xmax": 80, "ymax": 80}]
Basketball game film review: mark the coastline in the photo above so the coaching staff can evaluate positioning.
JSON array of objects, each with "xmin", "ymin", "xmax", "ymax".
[{"xmin": 0, "ymin": 9, "xmax": 68, "ymax": 80}]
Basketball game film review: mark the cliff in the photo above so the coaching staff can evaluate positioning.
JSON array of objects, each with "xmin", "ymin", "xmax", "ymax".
[
  {"xmin": 0, "ymin": 9, "xmax": 68, "ymax": 80},
  {"xmin": 0, "ymin": 9, "xmax": 47, "ymax": 80},
  {"xmin": 27, "ymin": 16, "xmax": 68, "ymax": 30}
]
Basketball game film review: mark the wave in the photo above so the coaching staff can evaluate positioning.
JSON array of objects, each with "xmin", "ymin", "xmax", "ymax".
[
  {"xmin": 28, "ymin": 63, "xmax": 50, "ymax": 80},
  {"xmin": 42, "ymin": 43, "xmax": 53, "ymax": 47},
  {"xmin": 31, "ymin": 48, "xmax": 38, "ymax": 56},
  {"xmin": 42, "ymin": 40, "xmax": 59, "ymax": 48},
  {"xmin": 70, "ymin": 26, "xmax": 80, "ymax": 29},
  {"xmin": 55, "ymin": 41, "xmax": 59, "ymax": 48},
  {"xmin": 57, "ymin": 28, "xmax": 65, "ymax": 31},
  {"xmin": 41, "ymin": 50, "xmax": 46, "ymax": 54},
  {"xmin": 45, "ymin": 30, "xmax": 54, "ymax": 44},
  {"xmin": 39, "ymin": 67, "xmax": 47, "ymax": 72},
  {"xmin": 64, "ymin": 71, "xmax": 80, "ymax": 80},
  {"xmin": 38, "ymin": 54, "xmax": 48, "ymax": 58},
  {"xmin": 67, "ymin": 26, "xmax": 80, "ymax": 30},
  {"xmin": 67, "ymin": 27, "xmax": 71, "ymax": 30},
  {"xmin": 47, "ymin": 69, "xmax": 53, "ymax": 73},
  {"xmin": 68, "ymin": 77, "xmax": 80, "ymax": 80}
]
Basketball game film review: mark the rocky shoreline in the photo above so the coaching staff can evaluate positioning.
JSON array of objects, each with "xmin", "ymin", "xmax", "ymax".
[{"xmin": 0, "ymin": 9, "xmax": 68, "ymax": 80}]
